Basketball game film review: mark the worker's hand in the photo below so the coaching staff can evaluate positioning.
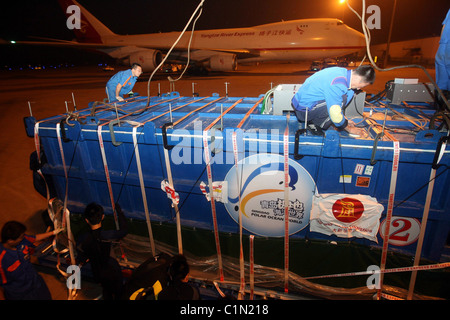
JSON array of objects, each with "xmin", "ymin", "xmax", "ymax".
[
  {"xmin": 346, "ymin": 120, "xmax": 368, "ymax": 138},
  {"xmin": 116, "ymin": 96, "xmax": 124, "ymax": 102},
  {"xmin": 53, "ymin": 227, "xmax": 65, "ymax": 235}
]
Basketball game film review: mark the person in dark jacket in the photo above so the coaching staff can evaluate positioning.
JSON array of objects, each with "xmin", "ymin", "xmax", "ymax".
[
  {"xmin": 158, "ymin": 254, "xmax": 200, "ymax": 300},
  {"xmin": 76, "ymin": 203, "xmax": 128, "ymax": 300}
]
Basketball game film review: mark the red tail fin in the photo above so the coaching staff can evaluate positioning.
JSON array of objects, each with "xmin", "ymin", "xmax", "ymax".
[{"xmin": 57, "ymin": 0, "xmax": 115, "ymax": 43}]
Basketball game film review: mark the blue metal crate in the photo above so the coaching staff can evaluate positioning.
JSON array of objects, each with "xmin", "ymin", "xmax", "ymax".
[{"xmin": 24, "ymin": 92, "xmax": 450, "ymax": 265}]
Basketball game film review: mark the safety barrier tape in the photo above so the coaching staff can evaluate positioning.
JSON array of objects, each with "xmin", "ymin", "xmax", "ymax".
[
  {"xmin": 64, "ymin": 203, "xmax": 76, "ymax": 266},
  {"xmin": 232, "ymin": 131, "xmax": 245, "ymax": 297},
  {"xmin": 161, "ymin": 138, "xmax": 183, "ymax": 255},
  {"xmin": 34, "ymin": 122, "xmax": 51, "ymax": 206},
  {"xmin": 132, "ymin": 126, "xmax": 156, "ymax": 256},
  {"xmin": 377, "ymin": 140, "xmax": 400, "ymax": 299},
  {"xmin": 34, "ymin": 122, "xmax": 53, "ymax": 234},
  {"xmin": 55, "ymin": 124, "xmax": 77, "ymax": 265},
  {"xmin": 35, "ymin": 122, "xmax": 77, "ymax": 300},
  {"xmin": 47, "ymin": 198, "xmax": 69, "ymax": 256},
  {"xmin": 54, "ymin": 124, "xmax": 78, "ymax": 300},
  {"xmin": 303, "ymin": 262, "xmax": 450, "ymax": 281},
  {"xmin": 249, "ymin": 235, "xmax": 255, "ymax": 300},
  {"xmin": 283, "ymin": 114, "xmax": 290, "ymax": 293},
  {"xmin": 203, "ymin": 130, "xmax": 224, "ymax": 281},
  {"xmin": 96, "ymin": 116, "xmax": 145, "ymax": 262},
  {"xmin": 381, "ymin": 292, "xmax": 404, "ymax": 300},
  {"xmin": 56, "ymin": 123, "xmax": 69, "ymax": 228},
  {"xmin": 202, "ymin": 131, "xmax": 224, "ymax": 280},
  {"xmin": 34, "ymin": 122, "xmax": 42, "ymax": 163},
  {"xmin": 97, "ymin": 125, "xmax": 119, "ymax": 230}
]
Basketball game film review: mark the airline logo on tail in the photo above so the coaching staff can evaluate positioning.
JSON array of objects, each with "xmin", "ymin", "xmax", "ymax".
[{"xmin": 58, "ymin": 0, "xmax": 107, "ymax": 43}]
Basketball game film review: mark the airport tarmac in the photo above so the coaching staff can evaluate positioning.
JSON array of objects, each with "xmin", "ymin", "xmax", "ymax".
[{"xmin": 0, "ymin": 61, "xmax": 437, "ymax": 300}]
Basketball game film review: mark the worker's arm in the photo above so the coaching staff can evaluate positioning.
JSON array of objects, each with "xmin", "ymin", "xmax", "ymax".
[
  {"xmin": 325, "ymin": 86, "xmax": 348, "ymax": 127},
  {"xmin": 35, "ymin": 228, "xmax": 64, "ymax": 242},
  {"xmin": 101, "ymin": 203, "xmax": 128, "ymax": 240},
  {"xmin": 115, "ymin": 83, "xmax": 124, "ymax": 101},
  {"xmin": 329, "ymin": 104, "xmax": 345, "ymax": 125},
  {"xmin": 114, "ymin": 203, "xmax": 128, "ymax": 239}
]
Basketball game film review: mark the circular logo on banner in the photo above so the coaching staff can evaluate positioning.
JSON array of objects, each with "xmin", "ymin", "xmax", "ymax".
[
  {"xmin": 224, "ymin": 153, "xmax": 316, "ymax": 237},
  {"xmin": 332, "ymin": 197, "xmax": 364, "ymax": 223}
]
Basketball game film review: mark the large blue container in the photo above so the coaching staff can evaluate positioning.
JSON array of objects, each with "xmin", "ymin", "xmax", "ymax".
[{"xmin": 24, "ymin": 91, "xmax": 450, "ymax": 296}]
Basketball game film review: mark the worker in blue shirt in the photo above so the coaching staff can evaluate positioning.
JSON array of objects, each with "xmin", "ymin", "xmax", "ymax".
[
  {"xmin": 435, "ymin": 9, "xmax": 450, "ymax": 102},
  {"xmin": 291, "ymin": 65, "xmax": 375, "ymax": 134},
  {"xmin": 0, "ymin": 221, "xmax": 63, "ymax": 300},
  {"xmin": 106, "ymin": 63, "xmax": 143, "ymax": 102}
]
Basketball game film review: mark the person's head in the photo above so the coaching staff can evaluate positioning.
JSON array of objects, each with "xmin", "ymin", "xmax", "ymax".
[
  {"xmin": 131, "ymin": 63, "xmax": 143, "ymax": 77},
  {"xmin": 350, "ymin": 65, "xmax": 375, "ymax": 90},
  {"xmin": 169, "ymin": 255, "xmax": 190, "ymax": 283},
  {"xmin": 83, "ymin": 202, "xmax": 104, "ymax": 227},
  {"xmin": 1, "ymin": 221, "xmax": 26, "ymax": 247}
]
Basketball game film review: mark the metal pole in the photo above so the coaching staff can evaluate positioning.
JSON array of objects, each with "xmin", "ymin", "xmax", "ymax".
[
  {"xmin": 407, "ymin": 138, "xmax": 447, "ymax": 299},
  {"xmin": 72, "ymin": 92, "xmax": 77, "ymax": 111},
  {"xmin": 28, "ymin": 101, "xmax": 33, "ymax": 117},
  {"xmin": 407, "ymin": 168, "xmax": 435, "ymax": 300},
  {"xmin": 225, "ymin": 82, "xmax": 230, "ymax": 97},
  {"xmin": 192, "ymin": 82, "xmax": 197, "ymax": 97}
]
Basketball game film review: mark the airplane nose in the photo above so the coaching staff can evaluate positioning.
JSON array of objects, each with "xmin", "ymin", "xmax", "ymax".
[
  {"xmin": 345, "ymin": 25, "xmax": 366, "ymax": 47},
  {"xmin": 357, "ymin": 31, "xmax": 366, "ymax": 45}
]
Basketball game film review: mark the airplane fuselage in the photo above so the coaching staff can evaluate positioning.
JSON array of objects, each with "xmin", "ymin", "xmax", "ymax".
[
  {"xmin": 46, "ymin": 1, "xmax": 368, "ymax": 71},
  {"xmin": 101, "ymin": 18, "xmax": 365, "ymax": 64}
]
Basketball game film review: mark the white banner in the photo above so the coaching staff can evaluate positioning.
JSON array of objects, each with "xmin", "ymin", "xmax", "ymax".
[{"xmin": 310, "ymin": 194, "xmax": 384, "ymax": 242}]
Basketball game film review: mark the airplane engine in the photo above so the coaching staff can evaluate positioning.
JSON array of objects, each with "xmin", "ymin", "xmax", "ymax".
[
  {"xmin": 207, "ymin": 54, "xmax": 237, "ymax": 72},
  {"xmin": 129, "ymin": 50, "xmax": 163, "ymax": 72}
]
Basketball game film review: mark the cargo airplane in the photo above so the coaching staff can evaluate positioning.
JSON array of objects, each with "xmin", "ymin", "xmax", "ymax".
[{"xmin": 13, "ymin": 0, "xmax": 366, "ymax": 72}]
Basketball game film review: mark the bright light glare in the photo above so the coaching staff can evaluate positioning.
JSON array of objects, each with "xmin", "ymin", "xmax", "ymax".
[{"xmin": 339, "ymin": 0, "xmax": 346, "ymax": 4}]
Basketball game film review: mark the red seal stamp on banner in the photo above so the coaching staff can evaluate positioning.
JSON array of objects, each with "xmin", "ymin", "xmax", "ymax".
[{"xmin": 332, "ymin": 197, "xmax": 364, "ymax": 223}]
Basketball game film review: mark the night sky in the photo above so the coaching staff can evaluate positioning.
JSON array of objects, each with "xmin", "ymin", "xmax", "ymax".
[{"xmin": 1, "ymin": 0, "xmax": 449, "ymax": 66}]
